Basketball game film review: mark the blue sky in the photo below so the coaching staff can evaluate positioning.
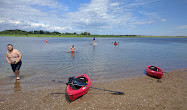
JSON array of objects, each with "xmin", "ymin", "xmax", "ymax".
[{"xmin": 0, "ymin": 0, "xmax": 186, "ymax": 36}]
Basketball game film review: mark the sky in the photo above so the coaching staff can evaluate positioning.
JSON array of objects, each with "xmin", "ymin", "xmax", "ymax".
[{"xmin": 0, "ymin": 0, "xmax": 186, "ymax": 36}]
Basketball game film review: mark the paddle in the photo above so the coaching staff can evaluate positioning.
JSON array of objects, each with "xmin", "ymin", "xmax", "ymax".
[
  {"xmin": 89, "ymin": 86, "xmax": 124, "ymax": 95},
  {"xmin": 52, "ymin": 80, "xmax": 124, "ymax": 95},
  {"xmin": 52, "ymin": 80, "xmax": 66, "ymax": 84}
]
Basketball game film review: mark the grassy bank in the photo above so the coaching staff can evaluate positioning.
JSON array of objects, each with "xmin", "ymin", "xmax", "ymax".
[{"xmin": 0, "ymin": 34, "xmax": 186, "ymax": 38}]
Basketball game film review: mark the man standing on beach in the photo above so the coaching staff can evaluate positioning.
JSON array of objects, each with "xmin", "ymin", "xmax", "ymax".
[{"xmin": 6, "ymin": 44, "xmax": 22, "ymax": 80}]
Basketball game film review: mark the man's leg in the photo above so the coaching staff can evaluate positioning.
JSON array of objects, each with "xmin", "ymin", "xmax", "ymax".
[
  {"xmin": 14, "ymin": 61, "xmax": 22, "ymax": 80},
  {"xmin": 15, "ymin": 70, "xmax": 20, "ymax": 80}
]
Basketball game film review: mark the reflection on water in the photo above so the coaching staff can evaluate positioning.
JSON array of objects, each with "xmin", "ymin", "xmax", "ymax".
[
  {"xmin": 71, "ymin": 53, "xmax": 75, "ymax": 61},
  {"xmin": 93, "ymin": 45, "xmax": 95, "ymax": 52},
  {"xmin": 14, "ymin": 80, "xmax": 22, "ymax": 92}
]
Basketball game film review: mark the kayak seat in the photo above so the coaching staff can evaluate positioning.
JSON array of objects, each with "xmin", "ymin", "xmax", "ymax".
[
  {"xmin": 75, "ymin": 76, "xmax": 87, "ymax": 83},
  {"xmin": 70, "ymin": 76, "xmax": 88, "ymax": 90},
  {"xmin": 149, "ymin": 66, "xmax": 157, "ymax": 71}
]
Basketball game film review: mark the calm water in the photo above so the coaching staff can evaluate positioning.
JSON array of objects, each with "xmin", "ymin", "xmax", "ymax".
[{"xmin": 0, "ymin": 36, "xmax": 187, "ymax": 93}]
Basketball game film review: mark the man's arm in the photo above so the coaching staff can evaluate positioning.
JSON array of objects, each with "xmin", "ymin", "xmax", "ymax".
[
  {"xmin": 6, "ymin": 52, "xmax": 11, "ymax": 64},
  {"xmin": 16, "ymin": 50, "xmax": 22, "ymax": 63}
]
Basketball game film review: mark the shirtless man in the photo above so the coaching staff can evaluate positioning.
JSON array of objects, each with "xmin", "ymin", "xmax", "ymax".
[{"xmin": 6, "ymin": 44, "xmax": 22, "ymax": 80}]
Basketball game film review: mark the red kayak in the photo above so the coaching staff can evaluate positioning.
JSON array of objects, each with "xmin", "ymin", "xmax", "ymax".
[
  {"xmin": 146, "ymin": 65, "xmax": 164, "ymax": 79},
  {"xmin": 66, "ymin": 74, "xmax": 91, "ymax": 101},
  {"xmin": 114, "ymin": 43, "xmax": 117, "ymax": 45}
]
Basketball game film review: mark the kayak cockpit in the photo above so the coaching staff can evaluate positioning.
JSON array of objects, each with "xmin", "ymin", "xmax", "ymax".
[{"xmin": 68, "ymin": 76, "xmax": 88, "ymax": 90}]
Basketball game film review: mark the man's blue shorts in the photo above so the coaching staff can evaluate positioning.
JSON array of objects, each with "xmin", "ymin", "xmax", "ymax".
[{"xmin": 11, "ymin": 61, "xmax": 22, "ymax": 72}]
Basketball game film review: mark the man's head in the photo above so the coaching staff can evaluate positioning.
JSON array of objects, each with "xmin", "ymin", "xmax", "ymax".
[{"xmin": 7, "ymin": 44, "xmax": 13, "ymax": 51}]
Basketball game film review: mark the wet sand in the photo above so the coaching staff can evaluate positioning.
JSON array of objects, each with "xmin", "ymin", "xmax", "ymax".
[{"xmin": 0, "ymin": 68, "xmax": 186, "ymax": 110}]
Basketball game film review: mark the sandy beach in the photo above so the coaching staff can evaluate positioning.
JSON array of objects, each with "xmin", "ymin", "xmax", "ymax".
[{"xmin": 0, "ymin": 68, "xmax": 186, "ymax": 110}]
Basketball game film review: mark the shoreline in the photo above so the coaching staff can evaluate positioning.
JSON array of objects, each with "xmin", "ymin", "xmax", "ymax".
[
  {"xmin": 0, "ymin": 68, "xmax": 186, "ymax": 110},
  {"xmin": 0, "ymin": 68, "xmax": 177, "ymax": 94},
  {"xmin": 1, "ymin": 34, "xmax": 187, "ymax": 38}
]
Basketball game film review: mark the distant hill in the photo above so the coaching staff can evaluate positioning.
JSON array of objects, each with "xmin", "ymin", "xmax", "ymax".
[
  {"xmin": 0, "ymin": 29, "xmax": 89, "ymax": 35},
  {"xmin": 0, "ymin": 29, "xmax": 29, "ymax": 35}
]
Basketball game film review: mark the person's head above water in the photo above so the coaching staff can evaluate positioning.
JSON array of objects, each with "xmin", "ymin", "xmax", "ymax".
[
  {"xmin": 72, "ymin": 45, "xmax": 74, "ymax": 48},
  {"xmin": 7, "ymin": 44, "xmax": 13, "ymax": 51}
]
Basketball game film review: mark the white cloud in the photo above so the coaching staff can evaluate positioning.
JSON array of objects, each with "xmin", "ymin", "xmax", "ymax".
[
  {"xmin": 29, "ymin": 22, "xmax": 72, "ymax": 31},
  {"xmin": 110, "ymin": 2, "xmax": 120, "ymax": 7},
  {"xmin": 0, "ymin": 0, "xmax": 68, "ymax": 10},
  {"xmin": 133, "ymin": 20, "xmax": 153, "ymax": 25},
  {"xmin": 125, "ymin": 0, "xmax": 158, "ymax": 8},
  {"xmin": 161, "ymin": 19, "xmax": 167, "ymax": 21},
  {"xmin": 0, "ymin": 19, "xmax": 21, "ymax": 25},
  {"xmin": 64, "ymin": 0, "xmax": 156, "ymax": 33},
  {"xmin": 177, "ymin": 25, "xmax": 187, "ymax": 29},
  {"xmin": 0, "ymin": 0, "xmax": 158, "ymax": 34},
  {"xmin": 0, "ymin": 0, "xmax": 70, "ymax": 32}
]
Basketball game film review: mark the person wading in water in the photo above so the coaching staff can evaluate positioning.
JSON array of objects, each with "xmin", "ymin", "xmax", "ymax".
[
  {"xmin": 93, "ymin": 37, "xmax": 95, "ymax": 45},
  {"xmin": 6, "ymin": 44, "xmax": 22, "ymax": 80},
  {"xmin": 68, "ymin": 45, "xmax": 76, "ymax": 53}
]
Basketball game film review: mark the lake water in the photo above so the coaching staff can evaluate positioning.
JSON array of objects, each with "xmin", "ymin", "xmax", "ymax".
[{"xmin": 0, "ymin": 36, "xmax": 187, "ymax": 93}]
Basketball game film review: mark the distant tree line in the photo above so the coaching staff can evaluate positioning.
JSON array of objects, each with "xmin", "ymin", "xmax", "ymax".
[
  {"xmin": 0, "ymin": 29, "xmax": 91, "ymax": 35},
  {"xmin": 0, "ymin": 29, "xmax": 29, "ymax": 35},
  {"xmin": 2, "ymin": 29, "xmax": 184, "ymax": 37},
  {"xmin": 0, "ymin": 29, "xmax": 139, "ymax": 36}
]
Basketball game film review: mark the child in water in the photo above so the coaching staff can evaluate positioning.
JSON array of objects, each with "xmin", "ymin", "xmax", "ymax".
[{"xmin": 68, "ymin": 45, "xmax": 76, "ymax": 53}]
